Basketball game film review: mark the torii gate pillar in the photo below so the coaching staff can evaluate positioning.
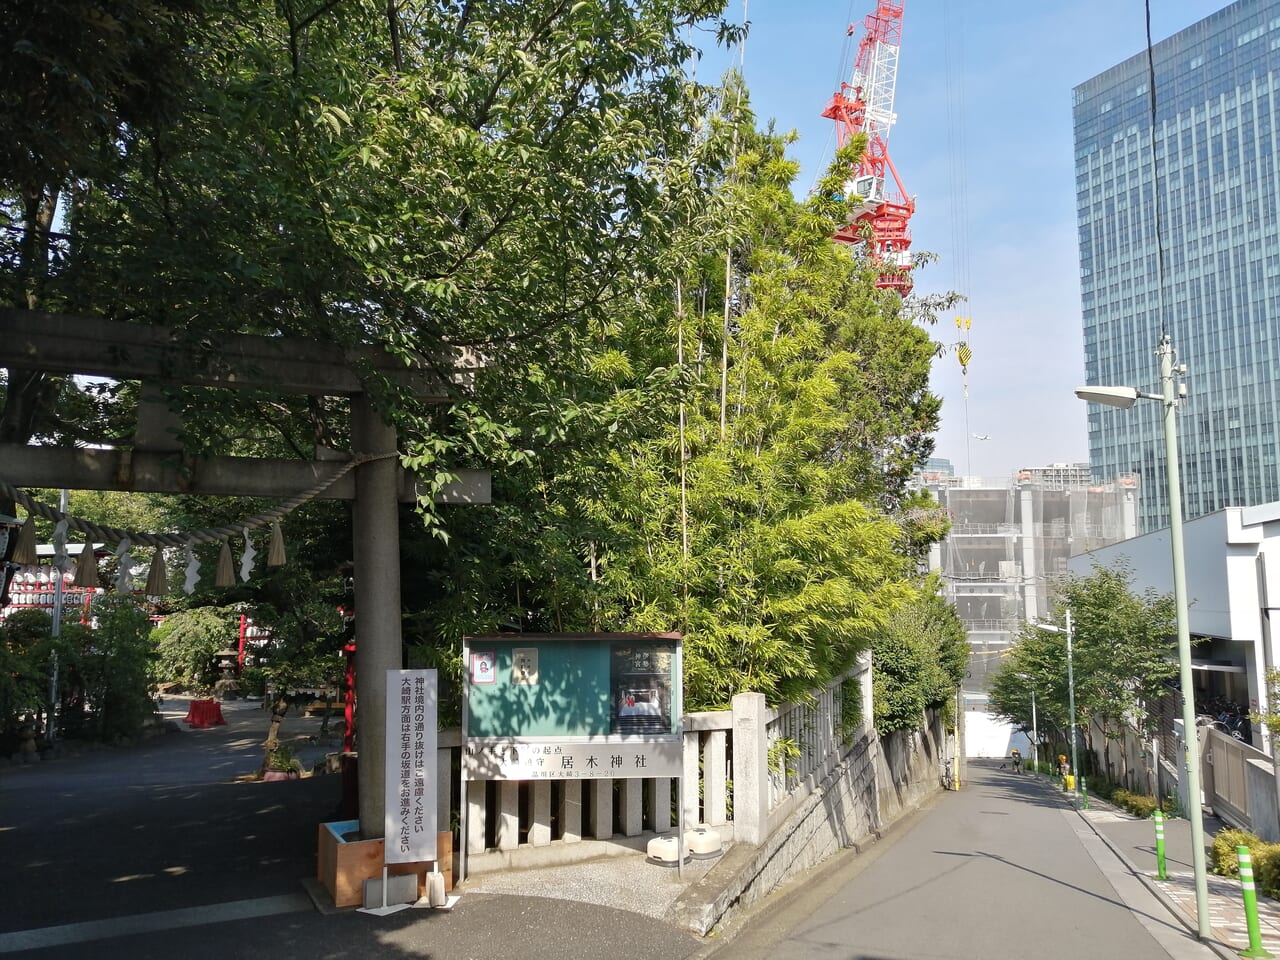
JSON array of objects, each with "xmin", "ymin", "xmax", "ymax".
[{"xmin": 351, "ymin": 395, "xmax": 403, "ymax": 837}]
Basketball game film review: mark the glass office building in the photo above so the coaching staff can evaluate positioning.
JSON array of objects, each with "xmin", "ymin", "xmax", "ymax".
[{"xmin": 1074, "ymin": 0, "xmax": 1280, "ymax": 533}]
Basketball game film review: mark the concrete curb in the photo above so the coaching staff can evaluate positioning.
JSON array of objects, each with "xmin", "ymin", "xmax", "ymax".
[{"xmin": 1068, "ymin": 796, "xmax": 1238, "ymax": 960}]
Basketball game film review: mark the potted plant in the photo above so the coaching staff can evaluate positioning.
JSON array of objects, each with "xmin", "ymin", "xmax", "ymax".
[{"xmin": 263, "ymin": 742, "xmax": 303, "ymax": 781}]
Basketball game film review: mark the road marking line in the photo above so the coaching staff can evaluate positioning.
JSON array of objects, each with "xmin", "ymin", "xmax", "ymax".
[{"xmin": 0, "ymin": 893, "xmax": 311, "ymax": 954}]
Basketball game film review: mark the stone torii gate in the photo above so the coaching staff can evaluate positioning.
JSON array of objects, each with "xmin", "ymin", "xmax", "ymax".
[{"xmin": 0, "ymin": 308, "xmax": 489, "ymax": 837}]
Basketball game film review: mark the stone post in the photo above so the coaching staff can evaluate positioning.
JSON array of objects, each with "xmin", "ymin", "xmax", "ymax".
[
  {"xmin": 352, "ymin": 396, "xmax": 402, "ymax": 838},
  {"xmin": 732, "ymin": 692, "xmax": 769, "ymax": 845}
]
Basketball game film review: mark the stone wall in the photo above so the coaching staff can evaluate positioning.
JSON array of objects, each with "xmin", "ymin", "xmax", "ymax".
[
  {"xmin": 670, "ymin": 709, "xmax": 945, "ymax": 936},
  {"xmin": 876, "ymin": 708, "xmax": 945, "ymax": 825}
]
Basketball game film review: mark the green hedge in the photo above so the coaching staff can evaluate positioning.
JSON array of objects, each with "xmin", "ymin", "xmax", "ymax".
[
  {"xmin": 1212, "ymin": 828, "xmax": 1261, "ymax": 877},
  {"xmin": 1210, "ymin": 827, "xmax": 1280, "ymax": 898},
  {"xmin": 1111, "ymin": 788, "xmax": 1159, "ymax": 818},
  {"xmin": 1085, "ymin": 779, "xmax": 1160, "ymax": 818}
]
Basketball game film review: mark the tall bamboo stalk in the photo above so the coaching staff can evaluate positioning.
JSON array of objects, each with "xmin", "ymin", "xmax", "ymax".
[{"xmin": 676, "ymin": 278, "xmax": 690, "ymax": 610}]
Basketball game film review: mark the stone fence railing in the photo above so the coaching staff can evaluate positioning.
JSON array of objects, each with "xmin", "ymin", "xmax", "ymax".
[{"xmin": 453, "ymin": 652, "xmax": 873, "ymax": 873}]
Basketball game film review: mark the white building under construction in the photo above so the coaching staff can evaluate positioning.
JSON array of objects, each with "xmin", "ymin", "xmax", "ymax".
[{"xmin": 917, "ymin": 462, "xmax": 1139, "ymax": 755}]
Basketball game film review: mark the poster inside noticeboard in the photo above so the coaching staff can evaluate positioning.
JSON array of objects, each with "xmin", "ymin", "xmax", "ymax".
[{"xmin": 609, "ymin": 640, "xmax": 674, "ymax": 735}]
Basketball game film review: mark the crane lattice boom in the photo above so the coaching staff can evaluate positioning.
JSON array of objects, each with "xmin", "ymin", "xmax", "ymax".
[{"xmin": 821, "ymin": 1, "xmax": 915, "ymax": 295}]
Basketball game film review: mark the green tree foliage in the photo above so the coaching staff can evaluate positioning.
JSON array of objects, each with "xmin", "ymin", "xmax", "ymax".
[
  {"xmin": 3, "ymin": 3, "xmax": 957, "ymax": 719},
  {"xmin": 6, "ymin": 0, "xmax": 733, "ymax": 463},
  {"xmin": 0, "ymin": 598, "xmax": 154, "ymax": 746},
  {"xmin": 73, "ymin": 595, "xmax": 156, "ymax": 741},
  {"xmin": 0, "ymin": 608, "xmax": 80, "ymax": 748},
  {"xmin": 1, "ymin": 0, "xmax": 198, "ymax": 447},
  {"xmin": 152, "ymin": 605, "xmax": 240, "ymax": 689},
  {"xmin": 407, "ymin": 120, "xmax": 948, "ymax": 709},
  {"xmin": 990, "ymin": 562, "xmax": 1178, "ymax": 763},
  {"xmin": 872, "ymin": 578, "xmax": 968, "ymax": 734}
]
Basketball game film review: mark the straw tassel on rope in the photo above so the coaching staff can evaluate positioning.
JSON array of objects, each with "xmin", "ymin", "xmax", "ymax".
[
  {"xmin": 268, "ymin": 521, "xmax": 286, "ymax": 567},
  {"xmin": 12, "ymin": 514, "xmax": 37, "ymax": 565},
  {"xmin": 215, "ymin": 541, "xmax": 235, "ymax": 588},
  {"xmin": 73, "ymin": 547, "xmax": 99, "ymax": 587},
  {"xmin": 146, "ymin": 548, "xmax": 168, "ymax": 598}
]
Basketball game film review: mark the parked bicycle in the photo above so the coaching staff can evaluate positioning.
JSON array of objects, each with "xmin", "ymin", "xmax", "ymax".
[{"xmin": 940, "ymin": 758, "xmax": 954, "ymax": 791}]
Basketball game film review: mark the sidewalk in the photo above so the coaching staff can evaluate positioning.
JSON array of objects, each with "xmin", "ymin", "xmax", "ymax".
[{"xmin": 1070, "ymin": 782, "xmax": 1280, "ymax": 959}]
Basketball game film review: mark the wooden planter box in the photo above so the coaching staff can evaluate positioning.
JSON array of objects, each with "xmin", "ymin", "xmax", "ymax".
[{"xmin": 318, "ymin": 821, "xmax": 454, "ymax": 909}]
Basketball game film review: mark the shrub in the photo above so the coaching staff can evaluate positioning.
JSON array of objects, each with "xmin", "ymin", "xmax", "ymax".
[
  {"xmin": 1101, "ymin": 786, "xmax": 1159, "ymax": 818},
  {"xmin": 74, "ymin": 596, "xmax": 155, "ymax": 742},
  {"xmin": 1212, "ymin": 828, "xmax": 1264, "ymax": 877},
  {"xmin": 239, "ymin": 666, "xmax": 267, "ymax": 698},
  {"xmin": 1256, "ymin": 844, "xmax": 1280, "ymax": 898},
  {"xmin": 1125, "ymin": 793, "xmax": 1158, "ymax": 818},
  {"xmin": 266, "ymin": 742, "xmax": 303, "ymax": 773}
]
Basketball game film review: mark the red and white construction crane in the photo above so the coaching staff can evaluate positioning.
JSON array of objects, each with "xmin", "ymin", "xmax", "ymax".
[{"xmin": 822, "ymin": 1, "xmax": 915, "ymax": 295}]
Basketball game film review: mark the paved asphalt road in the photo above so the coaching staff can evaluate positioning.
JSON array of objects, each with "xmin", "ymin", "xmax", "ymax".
[
  {"xmin": 1, "ymin": 705, "xmax": 1221, "ymax": 960},
  {"xmin": 701, "ymin": 761, "xmax": 1221, "ymax": 960},
  {"xmin": 1, "ymin": 701, "xmax": 704, "ymax": 960}
]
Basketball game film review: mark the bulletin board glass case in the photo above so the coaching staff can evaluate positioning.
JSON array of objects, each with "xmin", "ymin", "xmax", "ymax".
[{"xmin": 461, "ymin": 633, "xmax": 682, "ymax": 781}]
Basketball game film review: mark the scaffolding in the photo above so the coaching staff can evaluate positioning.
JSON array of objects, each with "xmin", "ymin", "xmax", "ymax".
[{"xmin": 920, "ymin": 470, "xmax": 1139, "ymax": 698}]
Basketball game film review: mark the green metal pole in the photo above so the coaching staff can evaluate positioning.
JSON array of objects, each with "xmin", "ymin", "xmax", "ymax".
[
  {"xmin": 1154, "ymin": 809, "xmax": 1167, "ymax": 880},
  {"xmin": 1237, "ymin": 845, "xmax": 1274, "ymax": 959},
  {"xmin": 1066, "ymin": 609, "xmax": 1080, "ymax": 805},
  {"xmin": 1081, "ymin": 776, "xmax": 1089, "ymax": 810},
  {"xmin": 1162, "ymin": 336, "xmax": 1211, "ymax": 939}
]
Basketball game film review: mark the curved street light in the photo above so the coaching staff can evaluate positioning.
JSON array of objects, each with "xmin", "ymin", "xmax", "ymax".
[{"xmin": 1075, "ymin": 334, "xmax": 1209, "ymax": 939}]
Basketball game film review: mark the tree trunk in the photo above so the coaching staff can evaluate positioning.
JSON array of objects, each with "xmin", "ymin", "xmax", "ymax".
[{"xmin": 260, "ymin": 694, "xmax": 291, "ymax": 775}]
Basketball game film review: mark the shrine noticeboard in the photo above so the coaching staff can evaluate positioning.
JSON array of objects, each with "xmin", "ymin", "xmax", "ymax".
[{"xmin": 461, "ymin": 633, "xmax": 682, "ymax": 781}]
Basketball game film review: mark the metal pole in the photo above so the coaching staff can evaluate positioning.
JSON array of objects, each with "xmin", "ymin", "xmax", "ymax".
[
  {"xmin": 47, "ymin": 489, "xmax": 68, "ymax": 743},
  {"xmin": 1161, "ymin": 335, "xmax": 1211, "ymax": 939},
  {"xmin": 1066, "ymin": 608, "xmax": 1079, "ymax": 802},
  {"xmin": 1031, "ymin": 687, "xmax": 1039, "ymax": 776}
]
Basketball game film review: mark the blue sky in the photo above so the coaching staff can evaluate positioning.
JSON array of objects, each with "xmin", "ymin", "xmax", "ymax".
[{"xmin": 699, "ymin": 0, "xmax": 1216, "ymax": 479}]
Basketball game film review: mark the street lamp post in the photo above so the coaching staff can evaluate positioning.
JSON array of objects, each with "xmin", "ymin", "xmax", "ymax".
[
  {"xmin": 1023, "ymin": 678, "xmax": 1040, "ymax": 776},
  {"xmin": 1065, "ymin": 612, "xmax": 1077, "ymax": 792},
  {"xmin": 1030, "ymin": 685, "xmax": 1038, "ymax": 775},
  {"xmin": 1075, "ymin": 334, "xmax": 1210, "ymax": 940},
  {"xmin": 1015, "ymin": 672, "xmax": 1041, "ymax": 776}
]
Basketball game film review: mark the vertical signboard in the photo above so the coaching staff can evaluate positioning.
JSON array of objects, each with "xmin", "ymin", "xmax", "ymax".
[{"xmin": 384, "ymin": 669, "xmax": 437, "ymax": 863}]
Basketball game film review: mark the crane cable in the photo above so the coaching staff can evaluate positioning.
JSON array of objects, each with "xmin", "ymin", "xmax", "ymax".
[
  {"xmin": 809, "ymin": 0, "xmax": 861, "ymax": 195},
  {"xmin": 942, "ymin": 0, "xmax": 977, "ymax": 475}
]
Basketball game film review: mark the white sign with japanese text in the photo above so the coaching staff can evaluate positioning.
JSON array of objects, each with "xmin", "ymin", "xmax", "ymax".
[
  {"xmin": 384, "ymin": 669, "xmax": 437, "ymax": 864},
  {"xmin": 464, "ymin": 738, "xmax": 681, "ymax": 781}
]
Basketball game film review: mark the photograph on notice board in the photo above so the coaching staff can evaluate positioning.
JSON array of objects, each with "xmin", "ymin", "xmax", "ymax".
[{"xmin": 610, "ymin": 641, "xmax": 674, "ymax": 735}]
